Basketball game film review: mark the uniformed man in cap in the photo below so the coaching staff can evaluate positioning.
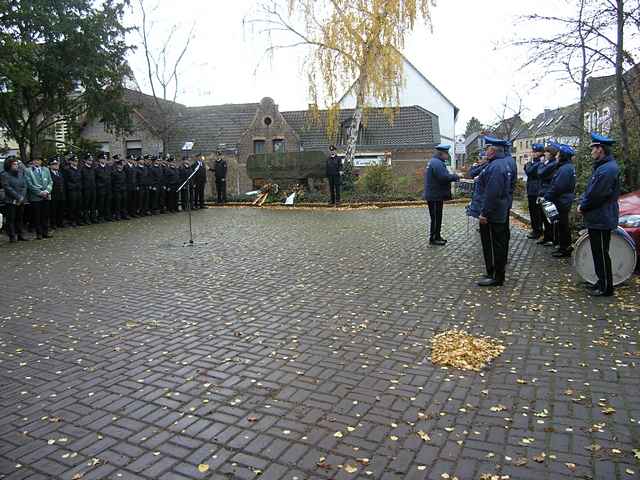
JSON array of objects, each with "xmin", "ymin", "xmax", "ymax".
[
  {"xmin": 423, "ymin": 144, "xmax": 460, "ymax": 245},
  {"xmin": 63, "ymin": 155, "xmax": 83, "ymax": 227},
  {"xmin": 95, "ymin": 152, "xmax": 112, "ymax": 222},
  {"xmin": 326, "ymin": 145, "xmax": 342, "ymax": 206},
  {"xmin": 48, "ymin": 156, "xmax": 66, "ymax": 229},
  {"xmin": 179, "ymin": 157, "xmax": 193, "ymax": 210},
  {"xmin": 544, "ymin": 144, "xmax": 576, "ymax": 258},
  {"xmin": 138, "ymin": 155, "xmax": 151, "ymax": 215},
  {"xmin": 164, "ymin": 155, "xmax": 180, "ymax": 212},
  {"xmin": 477, "ymin": 136, "xmax": 512, "ymax": 287},
  {"xmin": 192, "ymin": 154, "xmax": 207, "ymax": 209},
  {"xmin": 577, "ymin": 133, "xmax": 620, "ymax": 297},
  {"xmin": 524, "ymin": 144, "xmax": 545, "ymax": 239},
  {"xmin": 81, "ymin": 154, "xmax": 97, "ymax": 224},
  {"xmin": 212, "ymin": 150, "xmax": 228, "ymax": 204},
  {"xmin": 537, "ymin": 143, "xmax": 560, "ymax": 246},
  {"xmin": 149, "ymin": 155, "xmax": 163, "ymax": 214},
  {"xmin": 124, "ymin": 154, "xmax": 139, "ymax": 217},
  {"xmin": 110, "ymin": 158, "xmax": 127, "ymax": 220}
]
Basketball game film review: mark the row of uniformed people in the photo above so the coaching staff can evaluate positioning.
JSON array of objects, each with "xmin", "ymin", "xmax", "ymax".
[
  {"xmin": 1, "ymin": 153, "xmax": 218, "ymax": 242},
  {"xmin": 424, "ymin": 133, "xmax": 620, "ymax": 297}
]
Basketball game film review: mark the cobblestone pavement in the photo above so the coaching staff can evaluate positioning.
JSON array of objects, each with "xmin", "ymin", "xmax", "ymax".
[{"xmin": 0, "ymin": 206, "xmax": 639, "ymax": 480}]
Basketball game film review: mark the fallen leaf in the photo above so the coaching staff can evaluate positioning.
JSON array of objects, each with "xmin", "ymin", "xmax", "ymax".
[
  {"xmin": 417, "ymin": 430, "xmax": 431, "ymax": 441},
  {"xmin": 344, "ymin": 463, "xmax": 358, "ymax": 473},
  {"xmin": 633, "ymin": 448, "xmax": 640, "ymax": 460},
  {"xmin": 533, "ymin": 453, "xmax": 546, "ymax": 463},
  {"xmin": 197, "ymin": 464, "xmax": 209, "ymax": 473},
  {"xmin": 565, "ymin": 463, "xmax": 576, "ymax": 472},
  {"xmin": 514, "ymin": 457, "xmax": 528, "ymax": 466},
  {"xmin": 334, "ymin": 431, "xmax": 343, "ymax": 438},
  {"xmin": 601, "ymin": 406, "xmax": 616, "ymax": 415}
]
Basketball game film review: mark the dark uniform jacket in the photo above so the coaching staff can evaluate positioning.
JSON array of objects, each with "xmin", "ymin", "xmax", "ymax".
[
  {"xmin": 164, "ymin": 165, "xmax": 180, "ymax": 186},
  {"xmin": 192, "ymin": 160, "xmax": 207, "ymax": 185},
  {"xmin": 149, "ymin": 165, "xmax": 163, "ymax": 188},
  {"xmin": 111, "ymin": 168, "xmax": 127, "ymax": 193},
  {"xmin": 214, "ymin": 159, "xmax": 228, "ymax": 179},
  {"xmin": 125, "ymin": 163, "xmax": 139, "ymax": 191},
  {"xmin": 138, "ymin": 165, "xmax": 151, "ymax": 188},
  {"xmin": 545, "ymin": 161, "xmax": 576, "ymax": 211},
  {"xmin": 63, "ymin": 166, "xmax": 82, "ymax": 193},
  {"xmin": 466, "ymin": 162, "xmax": 489, "ymax": 219},
  {"xmin": 1, "ymin": 170, "xmax": 27, "ymax": 203},
  {"xmin": 326, "ymin": 155, "xmax": 342, "ymax": 177},
  {"xmin": 524, "ymin": 158, "xmax": 542, "ymax": 196},
  {"xmin": 95, "ymin": 164, "xmax": 111, "ymax": 192},
  {"xmin": 479, "ymin": 155, "xmax": 511, "ymax": 223},
  {"xmin": 580, "ymin": 155, "xmax": 620, "ymax": 230},
  {"xmin": 50, "ymin": 169, "xmax": 66, "ymax": 201},
  {"xmin": 423, "ymin": 156, "xmax": 459, "ymax": 201},
  {"xmin": 537, "ymin": 159, "xmax": 558, "ymax": 197},
  {"xmin": 81, "ymin": 165, "xmax": 96, "ymax": 191}
]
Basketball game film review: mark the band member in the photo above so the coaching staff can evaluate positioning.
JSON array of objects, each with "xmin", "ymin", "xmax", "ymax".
[
  {"xmin": 95, "ymin": 153, "xmax": 112, "ymax": 222},
  {"xmin": 524, "ymin": 143, "xmax": 544, "ymax": 239},
  {"xmin": 1, "ymin": 157, "xmax": 29, "ymax": 242},
  {"xmin": 577, "ymin": 133, "xmax": 620, "ymax": 297},
  {"xmin": 24, "ymin": 157, "xmax": 53, "ymax": 239},
  {"xmin": 48, "ymin": 157, "xmax": 66, "ymax": 229},
  {"xmin": 125, "ymin": 154, "xmax": 139, "ymax": 217},
  {"xmin": 81, "ymin": 154, "xmax": 97, "ymax": 224},
  {"xmin": 63, "ymin": 155, "xmax": 83, "ymax": 227},
  {"xmin": 465, "ymin": 153, "xmax": 489, "ymax": 220},
  {"xmin": 149, "ymin": 155, "xmax": 163, "ymax": 214},
  {"xmin": 192, "ymin": 154, "xmax": 207, "ymax": 209},
  {"xmin": 477, "ymin": 137, "xmax": 512, "ymax": 287},
  {"xmin": 326, "ymin": 145, "xmax": 342, "ymax": 206},
  {"xmin": 111, "ymin": 159, "xmax": 127, "ymax": 220},
  {"xmin": 545, "ymin": 144, "xmax": 576, "ymax": 258},
  {"xmin": 537, "ymin": 143, "xmax": 560, "ymax": 246},
  {"xmin": 212, "ymin": 151, "xmax": 228, "ymax": 204},
  {"xmin": 424, "ymin": 144, "xmax": 459, "ymax": 245}
]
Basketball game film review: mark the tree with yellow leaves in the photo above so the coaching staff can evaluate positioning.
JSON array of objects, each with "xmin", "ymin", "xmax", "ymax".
[{"xmin": 249, "ymin": 0, "xmax": 433, "ymax": 188}]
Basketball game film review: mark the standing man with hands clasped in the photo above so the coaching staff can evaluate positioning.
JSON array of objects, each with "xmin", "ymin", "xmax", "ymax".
[
  {"xmin": 211, "ymin": 150, "xmax": 228, "ymax": 204},
  {"xmin": 577, "ymin": 133, "xmax": 620, "ymax": 298},
  {"xmin": 25, "ymin": 157, "xmax": 53, "ymax": 239},
  {"xmin": 423, "ymin": 144, "xmax": 459, "ymax": 245},
  {"xmin": 326, "ymin": 145, "xmax": 343, "ymax": 206}
]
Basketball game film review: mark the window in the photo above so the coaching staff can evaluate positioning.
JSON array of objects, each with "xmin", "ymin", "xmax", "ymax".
[
  {"xmin": 99, "ymin": 142, "xmax": 110, "ymax": 153},
  {"xmin": 272, "ymin": 139, "xmax": 285, "ymax": 153},
  {"xmin": 253, "ymin": 140, "xmax": 265, "ymax": 154},
  {"xmin": 126, "ymin": 140, "xmax": 142, "ymax": 158}
]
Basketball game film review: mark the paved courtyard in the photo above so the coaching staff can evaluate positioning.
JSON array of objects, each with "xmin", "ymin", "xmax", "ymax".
[{"xmin": 0, "ymin": 205, "xmax": 638, "ymax": 480}]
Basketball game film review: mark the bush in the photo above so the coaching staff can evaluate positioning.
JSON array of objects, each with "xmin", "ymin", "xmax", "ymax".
[{"xmin": 356, "ymin": 165, "xmax": 394, "ymax": 195}]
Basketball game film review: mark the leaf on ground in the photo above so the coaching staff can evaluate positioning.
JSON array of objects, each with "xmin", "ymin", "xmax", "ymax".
[
  {"xmin": 344, "ymin": 463, "xmax": 358, "ymax": 473},
  {"xmin": 417, "ymin": 430, "xmax": 431, "ymax": 441},
  {"xmin": 197, "ymin": 464, "xmax": 209, "ymax": 473},
  {"xmin": 533, "ymin": 453, "xmax": 546, "ymax": 463},
  {"xmin": 565, "ymin": 463, "xmax": 576, "ymax": 472}
]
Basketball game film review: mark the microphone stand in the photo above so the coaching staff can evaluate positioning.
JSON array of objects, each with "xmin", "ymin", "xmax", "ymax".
[{"xmin": 177, "ymin": 162, "xmax": 201, "ymax": 246}]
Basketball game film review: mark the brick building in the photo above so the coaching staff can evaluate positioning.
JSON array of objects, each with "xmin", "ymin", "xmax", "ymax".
[{"xmin": 82, "ymin": 92, "xmax": 442, "ymax": 196}]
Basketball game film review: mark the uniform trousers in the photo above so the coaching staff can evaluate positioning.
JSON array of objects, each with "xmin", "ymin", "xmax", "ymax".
[
  {"xmin": 328, "ymin": 175, "xmax": 341, "ymax": 204},
  {"xmin": 50, "ymin": 197, "xmax": 66, "ymax": 227},
  {"xmin": 527, "ymin": 195, "xmax": 543, "ymax": 235},
  {"xmin": 215, "ymin": 178, "xmax": 227, "ymax": 203},
  {"xmin": 588, "ymin": 229, "xmax": 614, "ymax": 294},
  {"xmin": 67, "ymin": 191, "xmax": 82, "ymax": 225},
  {"xmin": 479, "ymin": 221, "xmax": 509, "ymax": 282},
  {"xmin": 5, "ymin": 204, "xmax": 25, "ymax": 239},
  {"xmin": 555, "ymin": 207, "xmax": 572, "ymax": 252},
  {"xmin": 427, "ymin": 200, "xmax": 444, "ymax": 240},
  {"xmin": 30, "ymin": 201, "xmax": 50, "ymax": 237}
]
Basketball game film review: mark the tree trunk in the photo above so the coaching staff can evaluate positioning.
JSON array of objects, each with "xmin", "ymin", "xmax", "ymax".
[{"xmin": 615, "ymin": 0, "xmax": 631, "ymax": 185}]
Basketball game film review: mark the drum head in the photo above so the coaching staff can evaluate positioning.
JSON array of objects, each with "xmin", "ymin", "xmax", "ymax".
[{"xmin": 573, "ymin": 228, "xmax": 638, "ymax": 286}]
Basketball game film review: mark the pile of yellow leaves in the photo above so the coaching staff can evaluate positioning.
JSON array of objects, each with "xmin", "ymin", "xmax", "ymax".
[{"xmin": 431, "ymin": 330, "xmax": 505, "ymax": 371}]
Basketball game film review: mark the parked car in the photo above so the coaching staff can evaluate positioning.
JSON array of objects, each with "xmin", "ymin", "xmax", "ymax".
[{"xmin": 618, "ymin": 190, "xmax": 640, "ymax": 269}]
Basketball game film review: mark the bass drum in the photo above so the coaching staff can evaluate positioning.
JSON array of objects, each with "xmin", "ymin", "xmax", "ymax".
[{"xmin": 573, "ymin": 227, "xmax": 637, "ymax": 286}]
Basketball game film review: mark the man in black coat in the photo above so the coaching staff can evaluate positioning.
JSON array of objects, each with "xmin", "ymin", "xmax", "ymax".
[
  {"xmin": 81, "ymin": 155, "xmax": 97, "ymax": 224},
  {"xmin": 138, "ymin": 155, "xmax": 151, "ymax": 215},
  {"xmin": 124, "ymin": 155, "xmax": 138, "ymax": 217},
  {"xmin": 326, "ymin": 145, "xmax": 342, "ymax": 206},
  {"xmin": 164, "ymin": 156, "xmax": 180, "ymax": 212},
  {"xmin": 48, "ymin": 157, "xmax": 66, "ymax": 228},
  {"xmin": 211, "ymin": 151, "xmax": 228, "ymax": 204},
  {"xmin": 148, "ymin": 155, "xmax": 163, "ymax": 214},
  {"xmin": 95, "ymin": 153, "xmax": 112, "ymax": 222},
  {"xmin": 63, "ymin": 155, "xmax": 83, "ymax": 227},
  {"xmin": 111, "ymin": 160, "xmax": 127, "ymax": 220},
  {"xmin": 179, "ymin": 158, "xmax": 192, "ymax": 210},
  {"xmin": 192, "ymin": 154, "xmax": 207, "ymax": 209}
]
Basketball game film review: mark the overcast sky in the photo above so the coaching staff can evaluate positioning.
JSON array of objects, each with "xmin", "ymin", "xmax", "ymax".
[{"xmin": 124, "ymin": 0, "xmax": 620, "ymax": 133}]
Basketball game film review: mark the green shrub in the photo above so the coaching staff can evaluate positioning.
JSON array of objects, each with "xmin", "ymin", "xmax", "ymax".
[{"xmin": 356, "ymin": 165, "xmax": 394, "ymax": 195}]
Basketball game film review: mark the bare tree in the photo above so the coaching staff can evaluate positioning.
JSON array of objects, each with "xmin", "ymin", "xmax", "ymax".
[
  {"xmin": 135, "ymin": 0, "xmax": 195, "ymax": 155},
  {"xmin": 489, "ymin": 96, "xmax": 526, "ymax": 142}
]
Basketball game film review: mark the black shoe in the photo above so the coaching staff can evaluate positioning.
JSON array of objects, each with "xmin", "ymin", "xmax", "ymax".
[
  {"xmin": 42, "ymin": 234, "xmax": 53, "ymax": 239},
  {"xmin": 18, "ymin": 236, "xmax": 30, "ymax": 241},
  {"xmin": 542, "ymin": 241, "xmax": 554, "ymax": 247},
  {"xmin": 477, "ymin": 277, "xmax": 504, "ymax": 287},
  {"xmin": 552, "ymin": 250, "xmax": 571, "ymax": 258},
  {"xmin": 527, "ymin": 232, "xmax": 541, "ymax": 239},
  {"xmin": 589, "ymin": 289, "xmax": 614, "ymax": 297},
  {"xmin": 584, "ymin": 283, "xmax": 599, "ymax": 290},
  {"xmin": 429, "ymin": 239, "xmax": 446, "ymax": 246},
  {"xmin": 9, "ymin": 237, "xmax": 16, "ymax": 243},
  {"xmin": 536, "ymin": 238, "xmax": 547, "ymax": 245},
  {"xmin": 36, "ymin": 234, "xmax": 42, "ymax": 240},
  {"xmin": 436, "ymin": 237, "xmax": 448, "ymax": 243}
]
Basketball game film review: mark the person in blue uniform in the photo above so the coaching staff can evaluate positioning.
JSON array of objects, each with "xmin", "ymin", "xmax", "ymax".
[
  {"xmin": 465, "ymin": 154, "xmax": 489, "ymax": 220},
  {"xmin": 477, "ymin": 136, "xmax": 512, "ymax": 287},
  {"xmin": 577, "ymin": 133, "xmax": 620, "ymax": 297},
  {"xmin": 524, "ymin": 143, "xmax": 545, "ymax": 239},
  {"xmin": 537, "ymin": 143, "xmax": 560, "ymax": 246},
  {"xmin": 545, "ymin": 144, "xmax": 576, "ymax": 258},
  {"xmin": 423, "ymin": 144, "xmax": 460, "ymax": 245}
]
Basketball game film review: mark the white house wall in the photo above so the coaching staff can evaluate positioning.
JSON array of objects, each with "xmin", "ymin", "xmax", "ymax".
[{"xmin": 338, "ymin": 59, "xmax": 456, "ymax": 147}]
